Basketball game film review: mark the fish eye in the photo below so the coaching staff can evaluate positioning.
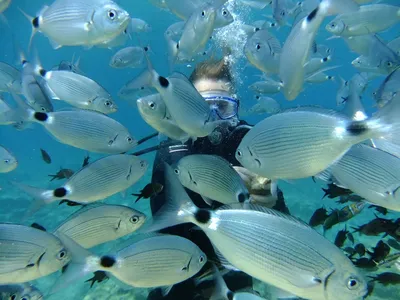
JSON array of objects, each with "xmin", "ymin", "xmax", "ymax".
[
  {"xmin": 140, "ymin": 161, "xmax": 146, "ymax": 168},
  {"xmin": 174, "ymin": 168, "xmax": 180, "ymax": 174},
  {"xmin": 108, "ymin": 9, "xmax": 117, "ymax": 20},
  {"xmin": 4, "ymin": 159, "xmax": 10, "ymax": 164},
  {"xmin": 105, "ymin": 101, "xmax": 112, "ymax": 107},
  {"xmin": 57, "ymin": 250, "xmax": 67, "ymax": 260},
  {"xmin": 255, "ymin": 95, "xmax": 260, "ymax": 100},
  {"xmin": 199, "ymin": 255, "xmax": 205, "ymax": 263},
  {"xmin": 201, "ymin": 11, "xmax": 205, "ymax": 17},
  {"xmin": 126, "ymin": 136, "xmax": 133, "ymax": 143},
  {"xmin": 236, "ymin": 150, "xmax": 242, "ymax": 157},
  {"xmin": 387, "ymin": 61, "xmax": 393, "ymax": 67},
  {"xmin": 149, "ymin": 101, "xmax": 156, "ymax": 109},
  {"xmin": 255, "ymin": 43, "xmax": 261, "ymax": 50},
  {"xmin": 347, "ymin": 278, "xmax": 358, "ymax": 290},
  {"xmin": 330, "ymin": 22, "xmax": 336, "ymax": 28},
  {"xmin": 21, "ymin": 297, "xmax": 28, "ymax": 300},
  {"xmin": 222, "ymin": 10, "xmax": 227, "ymax": 16},
  {"xmin": 130, "ymin": 215, "xmax": 140, "ymax": 223},
  {"xmin": 280, "ymin": 10, "xmax": 286, "ymax": 16}
]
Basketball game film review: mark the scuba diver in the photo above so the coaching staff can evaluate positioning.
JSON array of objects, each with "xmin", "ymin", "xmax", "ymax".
[{"xmin": 142, "ymin": 55, "xmax": 289, "ymax": 299}]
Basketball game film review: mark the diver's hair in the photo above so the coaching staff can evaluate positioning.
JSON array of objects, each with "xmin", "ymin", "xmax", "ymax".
[{"xmin": 189, "ymin": 56, "xmax": 234, "ymax": 92}]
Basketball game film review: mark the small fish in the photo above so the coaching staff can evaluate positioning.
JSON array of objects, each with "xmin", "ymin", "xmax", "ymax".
[
  {"xmin": 129, "ymin": 18, "xmax": 152, "ymax": 33},
  {"xmin": 347, "ymin": 232, "xmax": 355, "ymax": 244},
  {"xmin": 110, "ymin": 46, "xmax": 150, "ymax": 69},
  {"xmin": 354, "ymin": 244, "xmax": 366, "ymax": 257},
  {"xmin": 336, "ymin": 194, "xmax": 364, "ymax": 204},
  {"xmin": 323, "ymin": 209, "xmax": 340, "ymax": 231},
  {"xmin": 368, "ymin": 272, "xmax": 400, "ymax": 286},
  {"xmin": 14, "ymin": 154, "xmax": 148, "ymax": 215},
  {"xmin": 40, "ymin": 148, "xmax": 51, "ymax": 164},
  {"xmin": 309, "ymin": 207, "xmax": 329, "ymax": 227},
  {"xmin": 22, "ymin": 0, "xmax": 130, "ymax": 49},
  {"xmin": 54, "ymin": 204, "xmax": 146, "ymax": 248},
  {"xmin": 0, "ymin": 224, "xmax": 70, "ymax": 284},
  {"xmin": 352, "ymin": 257, "xmax": 376, "ymax": 269},
  {"xmin": 0, "ymin": 62, "xmax": 22, "ymax": 93},
  {"xmin": 369, "ymin": 205, "xmax": 388, "ymax": 215},
  {"xmin": 352, "ymin": 216, "xmax": 396, "ymax": 236},
  {"xmin": 48, "ymin": 168, "xmax": 75, "ymax": 181},
  {"xmin": 247, "ymin": 96, "xmax": 281, "ymax": 115},
  {"xmin": 0, "ymin": 146, "xmax": 17, "ymax": 173},
  {"xmin": 368, "ymin": 240, "xmax": 391, "ymax": 263},
  {"xmin": 336, "ymin": 77, "xmax": 349, "ymax": 106},
  {"xmin": 132, "ymin": 182, "xmax": 163, "ymax": 203},
  {"xmin": 52, "ymin": 233, "xmax": 207, "ymax": 292},
  {"xmin": 334, "ymin": 226, "xmax": 349, "ymax": 248},
  {"xmin": 85, "ymin": 271, "xmax": 109, "ymax": 288},
  {"xmin": 387, "ymin": 238, "xmax": 400, "ymax": 251},
  {"xmin": 321, "ymin": 183, "xmax": 352, "ymax": 199},
  {"xmin": 174, "ymin": 154, "xmax": 250, "ymax": 205},
  {"xmin": 374, "ymin": 67, "xmax": 400, "ymax": 108},
  {"xmin": 0, "ymin": 283, "xmax": 43, "ymax": 300},
  {"xmin": 249, "ymin": 79, "xmax": 283, "ymax": 95},
  {"xmin": 82, "ymin": 154, "xmax": 90, "ymax": 167}
]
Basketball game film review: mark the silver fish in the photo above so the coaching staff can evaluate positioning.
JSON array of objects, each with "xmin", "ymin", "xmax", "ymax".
[
  {"xmin": 0, "ymin": 62, "xmax": 22, "ymax": 93},
  {"xmin": 110, "ymin": 46, "xmax": 149, "ymax": 69},
  {"xmin": 249, "ymin": 79, "xmax": 283, "ymax": 95},
  {"xmin": 137, "ymin": 93, "xmax": 190, "ymax": 142},
  {"xmin": 0, "ymin": 224, "xmax": 70, "ymax": 284},
  {"xmin": 326, "ymin": 4, "xmax": 400, "ymax": 36},
  {"xmin": 23, "ymin": 0, "xmax": 130, "ymax": 49},
  {"xmin": 14, "ymin": 154, "xmax": 148, "ymax": 213},
  {"xmin": 53, "ymin": 233, "xmax": 207, "ymax": 291},
  {"xmin": 247, "ymin": 96, "xmax": 281, "ymax": 115},
  {"xmin": 330, "ymin": 144, "xmax": 400, "ymax": 212},
  {"xmin": 130, "ymin": 18, "xmax": 152, "ymax": 33},
  {"xmin": 374, "ymin": 67, "xmax": 400, "ymax": 108},
  {"xmin": 0, "ymin": 145, "xmax": 17, "ymax": 173},
  {"xmin": 0, "ymin": 284, "xmax": 42, "ymax": 300},
  {"xmin": 143, "ymin": 164, "xmax": 368, "ymax": 300},
  {"xmin": 336, "ymin": 76, "xmax": 349, "ymax": 106},
  {"xmin": 54, "ymin": 204, "xmax": 146, "ymax": 248},
  {"xmin": 24, "ymin": 109, "xmax": 135, "ymax": 153},
  {"xmin": 37, "ymin": 68, "xmax": 117, "ymax": 114},
  {"xmin": 244, "ymin": 29, "xmax": 281, "ymax": 74},
  {"xmin": 235, "ymin": 98, "xmax": 400, "ymax": 179},
  {"xmin": 174, "ymin": 154, "xmax": 250, "ymax": 205}
]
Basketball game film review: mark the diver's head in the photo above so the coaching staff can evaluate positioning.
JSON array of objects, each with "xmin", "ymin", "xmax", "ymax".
[{"xmin": 189, "ymin": 56, "xmax": 239, "ymax": 122}]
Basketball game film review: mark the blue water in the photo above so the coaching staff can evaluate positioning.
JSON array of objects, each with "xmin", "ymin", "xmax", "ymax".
[{"xmin": 1, "ymin": 0, "xmax": 400, "ymax": 299}]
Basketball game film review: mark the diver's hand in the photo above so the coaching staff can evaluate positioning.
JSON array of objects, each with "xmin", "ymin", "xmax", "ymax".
[{"xmin": 233, "ymin": 166, "xmax": 277, "ymax": 208}]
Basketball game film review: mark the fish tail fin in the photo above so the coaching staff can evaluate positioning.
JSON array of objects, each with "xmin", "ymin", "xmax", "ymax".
[
  {"xmin": 321, "ymin": 188, "xmax": 328, "ymax": 199},
  {"xmin": 18, "ymin": 8, "xmax": 37, "ymax": 51},
  {"xmin": 2, "ymin": 90, "xmax": 34, "ymax": 125},
  {"xmin": 139, "ymin": 163, "xmax": 196, "ymax": 233},
  {"xmin": 9, "ymin": 181, "xmax": 55, "ymax": 219},
  {"xmin": 50, "ymin": 233, "xmax": 100, "ymax": 294}
]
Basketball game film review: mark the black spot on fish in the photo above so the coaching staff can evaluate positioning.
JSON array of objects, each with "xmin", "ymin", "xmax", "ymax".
[
  {"xmin": 194, "ymin": 209, "xmax": 211, "ymax": 224},
  {"xmin": 238, "ymin": 192, "xmax": 248, "ymax": 203},
  {"xmin": 26, "ymin": 263, "xmax": 35, "ymax": 268},
  {"xmin": 54, "ymin": 187, "xmax": 67, "ymax": 198},
  {"xmin": 21, "ymin": 59, "xmax": 28, "ymax": 65},
  {"xmin": 307, "ymin": 7, "xmax": 318, "ymax": 22},
  {"xmin": 32, "ymin": 17, "xmax": 39, "ymax": 28},
  {"xmin": 34, "ymin": 112, "xmax": 48, "ymax": 122},
  {"xmin": 346, "ymin": 121, "xmax": 368, "ymax": 136},
  {"xmin": 39, "ymin": 69, "xmax": 46, "ymax": 77},
  {"xmin": 144, "ymin": 46, "xmax": 149, "ymax": 52},
  {"xmin": 159, "ymin": 76, "xmax": 169, "ymax": 88},
  {"xmin": 323, "ymin": 57, "xmax": 328, "ymax": 62},
  {"xmin": 100, "ymin": 255, "xmax": 116, "ymax": 268}
]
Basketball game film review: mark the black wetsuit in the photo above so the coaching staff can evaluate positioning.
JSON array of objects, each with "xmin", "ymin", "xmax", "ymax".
[{"xmin": 148, "ymin": 121, "xmax": 288, "ymax": 300}]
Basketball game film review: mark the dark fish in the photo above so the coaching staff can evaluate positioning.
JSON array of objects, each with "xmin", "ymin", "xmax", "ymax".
[
  {"xmin": 308, "ymin": 207, "xmax": 328, "ymax": 227},
  {"xmin": 354, "ymin": 243, "xmax": 366, "ymax": 257},
  {"xmin": 58, "ymin": 199, "xmax": 83, "ymax": 207},
  {"xmin": 132, "ymin": 183, "xmax": 163, "ymax": 203},
  {"xmin": 351, "ymin": 257, "xmax": 376, "ymax": 269},
  {"xmin": 344, "ymin": 246, "xmax": 355, "ymax": 257},
  {"xmin": 323, "ymin": 209, "xmax": 340, "ymax": 231},
  {"xmin": 336, "ymin": 194, "xmax": 364, "ymax": 204},
  {"xmin": 82, "ymin": 154, "xmax": 90, "ymax": 167},
  {"xmin": 376, "ymin": 252, "xmax": 400, "ymax": 269},
  {"xmin": 334, "ymin": 226, "xmax": 349, "ymax": 248},
  {"xmin": 368, "ymin": 272, "xmax": 400, "ymax": 286},
  {"xmin": 352, "ymin": 216, "xmax": 395, "ymax": 236},
  {"xmin": 40, "ymin": 148, "xmax": 51, "ymax": 164},
  {"xmin": 368, "ymin": 240, "xmax": 391, "ymax": 263},
  {"xmin": 30, "ymin": 222, "xmax": 47, "ymax": 232},
  {"xmin": 85, "ymin": 271, "xmax": 109, "ymax": 288},
  {"xmin": 321, "ymin": 183, "xmax": 352, "ymax": 199},
  {"xmin": 48, "ymin": 168, "xmax": 75, "ymax": 181},
  {"xmin": 387, "ymin": 238, "xmax": 400, "ymax": 251},
  {"xmin": 369, "ymin": 205, "xmax": 388, "ymax": 215},
  {"xmin": 271, "ymin": 190, "xmax": 290, "ymax": 215},
  {"xmin": 338, "ymin": 202, "xmax": 365, "ymax": 222},
  {"xmin": 347, "ymin": 232, "xmax": 354, "ymax": 244}
]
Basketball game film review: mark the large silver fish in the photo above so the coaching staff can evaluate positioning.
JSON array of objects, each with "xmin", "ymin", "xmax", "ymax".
[
  {"xmin": 109, "ymin": 46, "xmax": 149, "ymax": 69},
  {"xmin": 235, "ymin": 97, "xmax": 400, "ymax": 179},
  {"xmin": 174, "ymin": 154, "xmax": 250, "ymax": 205},
  {"xmin": 141, "ymin": 164, "xmax": 368, "ymax": 300},
  {"xmin": 36, "ymin": 68, "xmax": 117, "ymax": 114},
  {"xmin": 54, "ymin": 204, "xmax": 146, "ymax": 248},
  {"xmin": 0, "ymin": 145, "xmax": 17, "ymax": 173},
  {"xmin": 13, "ymin": 154, "xmax": 148, "ymax": 213},
  {"xmin": 0, "ymin": 224, "xmax": 70, "ymax": 284},
  {"xmin": 23, "ymin": 0, "xmax": 130, "ymax": 49},
  {"xmin": 0, "ymin": 283, "xmax": 43, "ymax": 300},
  {"xmin": 52, "ymin": 233, "xmax": 207, "ymax": 292}
]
